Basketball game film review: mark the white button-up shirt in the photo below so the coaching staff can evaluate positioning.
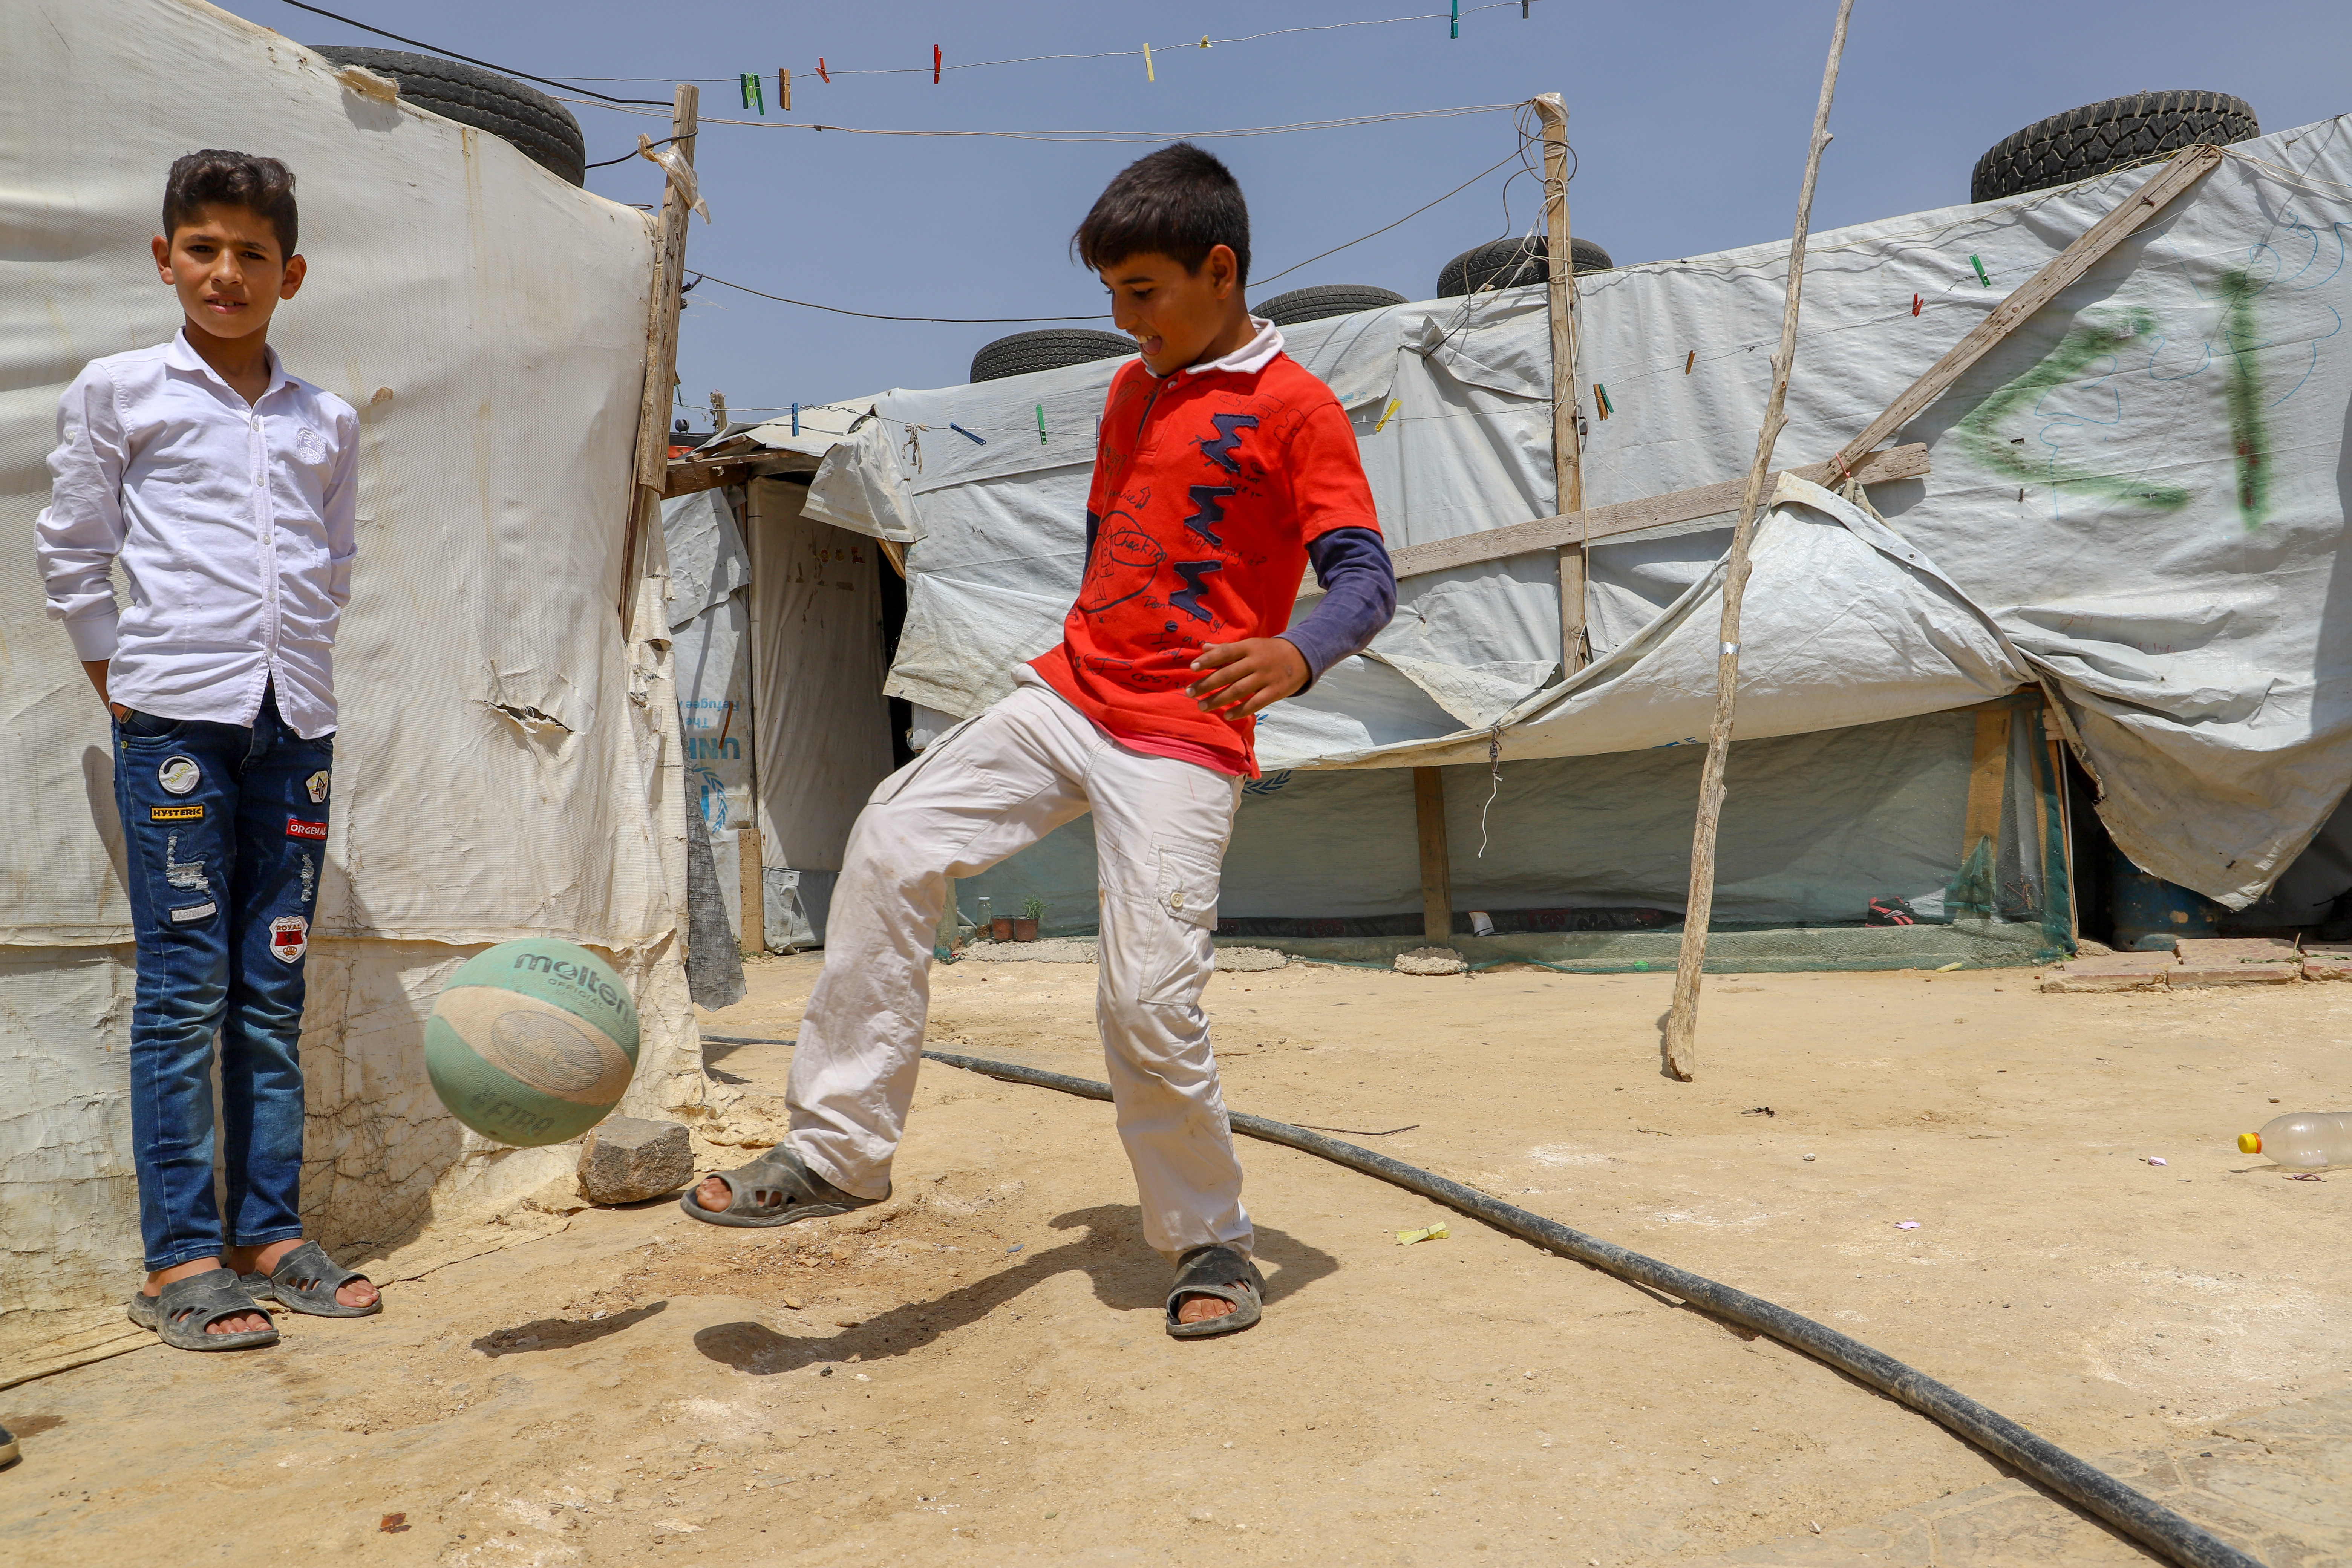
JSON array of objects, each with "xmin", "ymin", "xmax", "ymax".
[{"xmin": 35, "ymin": 330, "xmax": 358, "ymax": 738}]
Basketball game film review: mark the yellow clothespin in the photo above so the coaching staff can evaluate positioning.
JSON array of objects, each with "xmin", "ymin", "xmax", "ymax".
[
  {"xmin": 1200, "ymin": 35, "xmax": 1211, "ymax": 47},
  {"xmin": 1374, "ymin": 399, "xmax": 1402, "ymax": 433},
  {"xmin": 1143, "ymin": 40, "xmax": 1155, "ymax": 81}
]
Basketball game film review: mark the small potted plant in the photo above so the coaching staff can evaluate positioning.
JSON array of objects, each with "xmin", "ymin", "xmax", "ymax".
[{"xmin": 1013, "ymin": 895, "xmax": 1043, "ymax": 942}]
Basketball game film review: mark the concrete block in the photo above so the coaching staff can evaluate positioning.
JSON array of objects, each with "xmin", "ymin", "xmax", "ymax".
[
  {"xmin": 2169, "ymin": 962, "xmax": 2300, "ymax": 987},
  {"xmin": 2040, "ymin": 954, "xmax": 2175, "ymax": 992},
  {"xmin": 577, "ymin": 1115, "xmax": 695, "ymax": 1205},
  {"xmin": 2174, "ymin": 937, "xmax": 2301, "ymax": 965},
  {"xmin": 2303, "ymin": 956, "xmax": 2352, "ymax": 982}
]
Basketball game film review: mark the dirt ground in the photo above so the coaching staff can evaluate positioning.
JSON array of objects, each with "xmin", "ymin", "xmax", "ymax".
[{"xmin": 5, "ymin": 953, "xmax": 2349, "ymax": 1566}]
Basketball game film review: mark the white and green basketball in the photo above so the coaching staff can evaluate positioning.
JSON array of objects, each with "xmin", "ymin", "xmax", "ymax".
[{"xmin": 424, "ymin": 938, "xmax": 640, "ymax": 1146}]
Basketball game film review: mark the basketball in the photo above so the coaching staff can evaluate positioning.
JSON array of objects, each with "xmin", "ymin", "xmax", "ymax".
[{"xmin": 424, "ymin": 938, "xmax": 640, "ymax": 1147}]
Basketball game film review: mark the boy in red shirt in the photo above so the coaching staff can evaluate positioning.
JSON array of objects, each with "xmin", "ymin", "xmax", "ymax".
[{"xmin": 686, "ymin": 145, "xmax": 1395, "ymax": 1338}]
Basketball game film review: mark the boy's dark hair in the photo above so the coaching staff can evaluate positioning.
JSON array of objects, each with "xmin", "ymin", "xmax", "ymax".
[
  {"xmin": 163, "ymin": 149, "xmax": 299, "ymax": 258},
  {"xmin": 1072, "ymin": 142, "xmax": 1249, "ymax": 286}
]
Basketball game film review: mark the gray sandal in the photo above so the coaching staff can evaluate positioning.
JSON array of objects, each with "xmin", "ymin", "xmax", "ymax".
[
  {"xmin": 1165, "ymin": 1244, "xmax": 1266, "ymax": 1340},
  {"xmin": 127, "ymin": 1270, "xmax": 279, "ymax": 1351},
  {"xmin": 238, "ymin": 1240, "xmax": 380, "ymax": 1318},
  {"xmin": 678, "ymin": 1146, "xmax": 886, "ymax": 1229}
]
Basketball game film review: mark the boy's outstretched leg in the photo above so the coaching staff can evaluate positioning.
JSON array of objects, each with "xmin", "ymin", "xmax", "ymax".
[{"xmin": 688, "ymin": 687, "xmax": 1091, "ymax": 1224}]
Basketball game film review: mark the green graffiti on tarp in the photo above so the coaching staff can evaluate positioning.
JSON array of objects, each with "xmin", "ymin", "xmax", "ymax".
[
  {"xmin": 2219, "ymin": 268, "xmax": 2270, "ymax": 528},
  {"xmin": 1954, "ymin": 309, "xmax": 2191, "ymax": 511}
]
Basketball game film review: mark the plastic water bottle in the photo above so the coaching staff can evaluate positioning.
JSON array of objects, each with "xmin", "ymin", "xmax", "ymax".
[{"xmin": 2238, "ymin": 1112, "xmax": 2352, "ymax": 1170}]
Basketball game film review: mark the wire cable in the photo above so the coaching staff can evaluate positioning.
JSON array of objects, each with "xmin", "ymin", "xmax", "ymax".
[
  {"xmin": 694, "ymin": 273, "xmax": 1107, "ymax": 325},
  {"xmin": 266, "ymin": 0, "xmax": 672, "ymax": 105},
  {"xmin": 1248, "ymin": 145, "xmax": 1528, "ymax": 290},
  {"xmin": 557, "ymin": 99, "xmax": 1520, "ymax": 143}
]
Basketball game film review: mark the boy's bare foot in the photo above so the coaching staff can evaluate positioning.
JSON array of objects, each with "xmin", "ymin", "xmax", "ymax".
[
  {"xmin": 224, "ymin": 1239, "xmax": 378, "ymax": 1311},
  {"xmin": 695, "ymin": 1175, "xmax": 730, "ymax": 1211},
  {"xmin": 140, "ymin": 1260, "xmax": 269, "ymax": 1335}
]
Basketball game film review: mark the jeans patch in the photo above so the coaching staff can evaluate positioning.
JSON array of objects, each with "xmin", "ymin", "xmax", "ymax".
[
  {"xmin": 162, "ymin": 831, "xmax": 209, "ymax": 892},
  {"xmin": 158, "ymin": 755, "xmax": 201, "ymax": 795},
  {"xmin": 306, "ymin": 769, "xmax": 331, "ymax": 804},
  {"xmin": 300, "ymin": 852, "xmax": 317, "ymax": 907},
  {"xmin": 286, "ymin": 816, "xmax": 328, "ymax": 840},
  {"xmin": 150, "ymin": 804, "xmax": 204, "ymax": 822},
  {"xmin": 269, "ymin": 914, "xmax": 309, "ymax": 964},
  {"xmin": 169, "ymin": 900, "xmax": 217, "ymax": 924}
]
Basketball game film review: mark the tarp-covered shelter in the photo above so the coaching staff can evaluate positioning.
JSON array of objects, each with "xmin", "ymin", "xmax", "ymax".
[
  {"xmin": 710, "ymin": 115, "xmax": 2352, "ymax": 969},
  {"xmin": 2, "ymin": 0, "xmax": 700, "ymax": 1362}
]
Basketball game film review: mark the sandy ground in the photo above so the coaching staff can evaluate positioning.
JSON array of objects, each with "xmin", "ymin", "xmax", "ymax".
[{"xmin": 4, "ymin": 953, "xmax": 2348, "ymax": 1566}]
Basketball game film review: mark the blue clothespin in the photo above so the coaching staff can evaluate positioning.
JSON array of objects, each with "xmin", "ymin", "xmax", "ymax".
[
  {"xmin": 790, "ymin": 403, "xmax": 799, "ymax": 437},
  {"xmin": 949, "ymin": 423, "xmax": 987, "ymax": 444}
]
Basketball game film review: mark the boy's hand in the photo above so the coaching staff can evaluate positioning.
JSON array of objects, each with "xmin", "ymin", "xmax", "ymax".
[
  {"xmin": 1187, "ymin": 637, "xmax": 1309, "ymax": 717},
  {"xmin": 81, "ymin": 658, "xmax": 127, "ymax": 720}
]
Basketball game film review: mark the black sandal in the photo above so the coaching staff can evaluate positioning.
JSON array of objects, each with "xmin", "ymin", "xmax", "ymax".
[
  {"xmin": 1165, "ymin": 1243, "xmax": 1265, "ymax": 1340},
  {"xmin": 678, "ymin": 1146, "xmax": 887, "ymax": 1229},
  {"xmin": 239, "ymin": 1240, "xmax": 381, "ymax": 1318},
  {"xmin": 127, "ymin": 1270, "xmax": 278, "ymax": 1351}
]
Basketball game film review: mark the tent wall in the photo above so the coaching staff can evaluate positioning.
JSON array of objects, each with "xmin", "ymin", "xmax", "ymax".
[
  {"xmin": 747, "ymin": 478, "xmax": 896, "ymax": 948},
  {"xmin": 1, "ymin": 0, "xmax": 695, "ymax": 1356}
]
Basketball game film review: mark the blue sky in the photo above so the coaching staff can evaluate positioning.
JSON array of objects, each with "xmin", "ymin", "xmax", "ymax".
[{"xmin": 220, "ymin": 1, "xmax": 2351, "ymax": 425}]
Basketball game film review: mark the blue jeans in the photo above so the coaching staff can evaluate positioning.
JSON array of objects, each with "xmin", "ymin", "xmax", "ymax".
[{"xmin": 114, "ymin": 688, "xmax": 334, "ymax": 1271}]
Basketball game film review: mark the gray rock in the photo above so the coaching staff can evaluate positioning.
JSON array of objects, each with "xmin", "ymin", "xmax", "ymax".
[
  {"xmin": 1213, "ymin": 946, "xmax": 1286, "ymax": 972},
  {"xmin": 1393, "ymin": 946, "xmax": 1468, "ymax": 977},
  {"xmin": 578, "ymin": 1115, "xmax": 695, "ymax": 1205}
]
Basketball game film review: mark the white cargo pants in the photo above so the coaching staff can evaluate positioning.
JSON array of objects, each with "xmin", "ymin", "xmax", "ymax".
[{"xmin": 783, "ymin": 673, "xmax": 1251, "ymax": 1259}]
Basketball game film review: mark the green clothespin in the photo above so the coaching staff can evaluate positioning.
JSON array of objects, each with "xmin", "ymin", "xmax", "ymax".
[
  {"xmin": 740, "ymin": 73, "xmax": 765, "ymax": 115},
  {"xmin": 1450, "ymin": 0, "xmax": 1461, "ymax": 38},
  {"xmin": 1036, "ymin": 403, "xmax": 1048, "ymax": 445},
  {"xmin": 1970, "ymin": 254, "xmax": 1991, "ymax": 288}
]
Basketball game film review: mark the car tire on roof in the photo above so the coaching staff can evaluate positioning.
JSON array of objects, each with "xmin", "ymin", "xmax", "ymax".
[
  {"xmin": 1969, "ymin": 91, "xmax": 2258, "ymax": 203},
  {"xmin": 1435, "ymin": 236, "xmax": 1614, "ymax": 299},
  {"xmin": 307, "ymin": 45, "xmax": 588, "ymax": 186},
  {"xmin": 1253, "ymin": 284, "xmax": 1408, "ymax": 326},
  {"xmin": 969, "ymin": 329, "xmax": 1135, "ymax": 384}
]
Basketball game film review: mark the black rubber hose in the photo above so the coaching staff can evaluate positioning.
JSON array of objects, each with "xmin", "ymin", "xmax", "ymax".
[{"xmin": 917, "ymin": 1047, "xmax": 2264, "ymax": 1568}]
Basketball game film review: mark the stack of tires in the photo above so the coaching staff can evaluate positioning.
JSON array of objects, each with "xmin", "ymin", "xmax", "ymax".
[
  {"xmin": 1969, "ymin": 91, "xmax": 2258, "ymax": 202},
  {"xmin": 307, "ymin": 44, "xmax": 587, "ymax": 186}
]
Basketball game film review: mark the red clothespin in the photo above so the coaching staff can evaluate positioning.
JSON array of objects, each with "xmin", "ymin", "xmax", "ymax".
[
  {"xmin": 933, "ymin": 45, "xmax": 942, "ymax": 84},
  {"xmin": 1911, "ymin": 292, "xmax": 1922, "ymax": 317},
  {"xmin": 816, "ymin": 57, "xmax": 830, "ymax": 84}
]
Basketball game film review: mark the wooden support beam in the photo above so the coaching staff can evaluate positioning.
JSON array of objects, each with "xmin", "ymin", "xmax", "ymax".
[
  {"xmin": 1296, "ymin": 445, "xmax": 1927, "ymax": 603},
  {"xmin": 1962, "ymin": 704, "xmax": 2014, "ymax": 867},
  {"xmin": 739, "ymin": 482, "xmax": 768, "ymax": 957},
  {"xmin": 664, "ymin": 450, "xmax": 812, "ymax": 499},
  {"xmin": 619, "ymin": 84, "xmax": 700, "ymax": 619},
  {"xmin": 1413, "ymin": 767, "xmax": 1454, "ymax": 943},
  {"xmin": 1664, "ymin": 0, "xmax": 1854, "ymax": 1083},
  {"xmin": 1827, "ymin": 141, "xmax": 2223, "ymax": 479},
  {"xmin": 1533, "ymin": 92, "xmax": 1589, "ymax": 676}
]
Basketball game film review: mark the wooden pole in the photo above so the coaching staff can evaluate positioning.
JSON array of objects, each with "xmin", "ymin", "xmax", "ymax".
[
  {"xmin": 1533, "ymin": 93, "xmax": 1588, "ymax": 675},
  {"xmin": 1662, "ymin": 0, "xmax": 1855, "ymax": 1081},
  {"xmin": 738, "ymin": 482, "xmax": 768, "ymax": 958},
  {"xmin": 619, "ymin": 84, "xmax": 700, "ymax": 620},
  {"xmin": 1413, "ymin": 768, "xmax": 1454, "ymax": 943}
]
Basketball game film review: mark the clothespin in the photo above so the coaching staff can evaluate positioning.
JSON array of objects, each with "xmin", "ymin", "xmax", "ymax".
[
  {"xmin": 1522, "ymin": 0, "xmax": 1530, "ymax": 14},
  {"xmin": 1374, "ymin": 399, "xmax": 1401, "ymax": 433},
  {"xmin": 1036, "ymin": 403, "xmax": 1048, "ymax": 445},
  {"xmin": 1594, "ymin": 384, "xmax": 1615, "ymax": 420},
  {"xmin": 779, "ymin": 67, "xmax": 791, "ymax": 112},
  {"xmin": 739, "ymin": 72, "xmax": 764, "ymax": 115},
  {"xmin": 1911, "ymin": 292, "xmax": 1922, "ymax": 316},
  {"xmin": 1970, "ymin": 254, "xmax": 1991, "ymax": 288},
  {"xmin": 816, "ymin": 57, "xmax": 829, "ymax": 84},
  {"xmin": 1200, "ymin": 34, "xmax": 1211, "ymax": 47},
  {"xmin": 790, "ymin": 403, "xmax": 799, "ymax": 436},
  {"xmin": 1143, "ymin": 40, "xmax": 1155, "ymax": 82},
  {"xmin": 1450, "ymin": 0, "xmax": 1460, "ymax": 38},
  {"xmin": 949, "ymin": 422, "xmax": 987, "ymax": 445},
  {"xmin": 1684, "ymin": 350, "xmax": 1695, "ymax": 375},
  {"xmin": 932, "ymin": 45, "xmax": 942, "ymax": 84}
]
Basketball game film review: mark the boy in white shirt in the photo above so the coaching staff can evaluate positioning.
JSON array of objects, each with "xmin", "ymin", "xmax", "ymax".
[{"xmin": 36, "ymin": 150, "xmax": 378, "ymax": 1350}]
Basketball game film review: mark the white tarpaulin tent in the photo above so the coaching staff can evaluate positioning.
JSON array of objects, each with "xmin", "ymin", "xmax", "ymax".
[
  {"xmin": 2, "ymin": 0, "xmax": 699, "ymax": 1359},
  {"xmin": 779, "ymin": 116, "xmax": 2352, "ymax": 922}
]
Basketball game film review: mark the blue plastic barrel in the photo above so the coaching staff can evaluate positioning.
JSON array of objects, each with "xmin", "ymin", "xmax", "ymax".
[{"xmin": 2108, "ymin": 846, "xmax": 2220, "ymax": 951}]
